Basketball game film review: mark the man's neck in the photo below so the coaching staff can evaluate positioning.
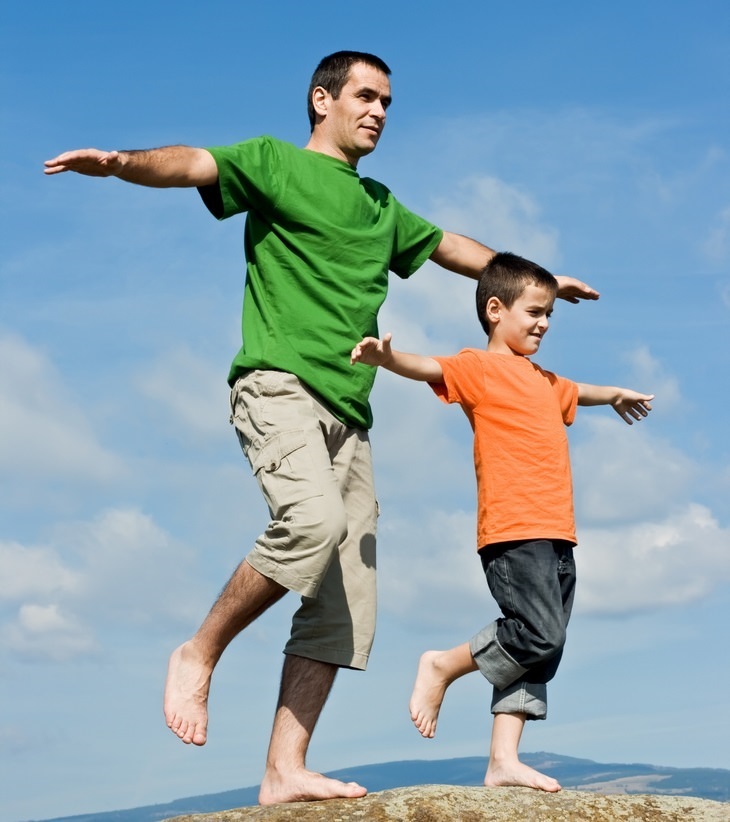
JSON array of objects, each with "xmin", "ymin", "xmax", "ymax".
[{"xmin": 304, "ymin": 134, "xmax": 360, "ymax": 168}]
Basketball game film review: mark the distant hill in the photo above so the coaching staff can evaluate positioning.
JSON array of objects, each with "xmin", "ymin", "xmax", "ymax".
[{"xmin": 34, "ymin": 752, "xmax": 730, "ymax": 822}]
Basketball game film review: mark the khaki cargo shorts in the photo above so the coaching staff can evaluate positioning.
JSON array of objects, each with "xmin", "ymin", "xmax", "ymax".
[{"xmin": 230, "ymin": 370, "xmax": 378, "ymax": 670}]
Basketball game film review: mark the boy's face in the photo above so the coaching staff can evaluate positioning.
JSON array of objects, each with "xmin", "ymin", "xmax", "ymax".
[{"xmin": 487, "ymin": 283, "xmax": 555, "ymax": 356}]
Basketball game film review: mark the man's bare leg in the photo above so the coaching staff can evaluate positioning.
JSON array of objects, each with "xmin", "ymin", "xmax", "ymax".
[
  {"xmin": 409, "ymin": 643, "xmax": 478, "ymax": 738},
  {"xmin": 258, "ymin": 654, "xmax": 367, "ymax": 804},
  {"xmin": 164, "ymin": 559, "xmax": 287, "ymax": 745},
  {"xmin": 484, "ymin": 712, "xmax": 561, "ymax": 792}
]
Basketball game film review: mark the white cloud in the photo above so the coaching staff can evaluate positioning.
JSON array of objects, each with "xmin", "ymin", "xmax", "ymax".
[
  {"xmin": 0, "ymin": 507, "xmax": 206, "ymax": 662},
  {"xmin": 1, "ymin": 603, "xmax": 97, "ymax": 662},
  {"xmin": 572, "ymin": 417, "xmax": 695, "ymax": 524},
  {"xmin": 0, "ymin": 541, "xmax": 81, "ymax": 602},
  {"xmin": 378, "ymin": 508, "xmax": 487, "ymax": 631},
  {"xmin": 576, "ymin": 503, "xmax": 730, "ymax": 615},
  {"xmin": 0, "ymin": 331, "xmax": 123, "ymax": 482},
  {"xmin": 624, "ymin": 346, "xmax": 681, "ymax": 411},
  {"xmin": 430, "ymin": 175, "xmax": 560, "ymax": 266},
  {"xmin": 135, "ymin": 346, "xmax": 231, "ymax": 438}
]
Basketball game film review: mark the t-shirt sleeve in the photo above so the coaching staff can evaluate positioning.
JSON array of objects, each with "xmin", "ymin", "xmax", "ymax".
[
  {"xmin": 547, "ymin": 372, "xmax": 579, "ymax": 425},
  {"xmin": 430, "ymin": 349, "xmax": 484, "ymax": 409},
  {"xmin": 388, "ymin": 198, "xmax": 443, "ymax": 279},
  {"xmin": 197, "ymin": 136, "xmax": 280, "ymax": 221}
]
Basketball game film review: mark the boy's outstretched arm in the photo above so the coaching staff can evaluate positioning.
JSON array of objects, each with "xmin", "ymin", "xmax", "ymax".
[
  {"xmin": 351, "ymin": 333, "xmax": 444, "ymax": 383},
  {"xmin": 577, "ymin": 384, "xmax": 654, "ymax": 425}
]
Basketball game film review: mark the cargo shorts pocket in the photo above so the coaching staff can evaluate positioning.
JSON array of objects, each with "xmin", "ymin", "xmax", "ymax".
[{"xmin": 250, "ymin": 429, "xmax": 324, "ymax": 516}]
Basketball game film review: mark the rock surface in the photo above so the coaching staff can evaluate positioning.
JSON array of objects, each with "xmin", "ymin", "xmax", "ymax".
[{"xmin": 165, "ymin": 784, "xmax": 729, "ymax": 821}]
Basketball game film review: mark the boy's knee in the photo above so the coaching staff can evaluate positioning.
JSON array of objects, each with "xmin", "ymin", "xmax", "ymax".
[{"xmin": 531, "ymin": 620, "xmax": 567, "ymax": 662}]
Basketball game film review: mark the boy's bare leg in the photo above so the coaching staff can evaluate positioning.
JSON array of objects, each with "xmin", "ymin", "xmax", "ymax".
[
  {"xmin": 409, "ymin": 643, "xmax": 478, "ymax": 738},
  {"xmin": 259, "ymin": 654, "xmax": 367, "ymax": 804},
  {"xmin": 164, "ymin": 559, "xmax": 287, "ymax": 745},
  {"xmin": 485, "ymin": 712, "xmax": 561, "ymax": 792}
]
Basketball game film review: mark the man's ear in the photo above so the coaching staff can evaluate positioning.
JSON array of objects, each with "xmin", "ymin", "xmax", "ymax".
[{"xmin": 311, "ymin": 86, "xmax": 329, "ymax": 119}]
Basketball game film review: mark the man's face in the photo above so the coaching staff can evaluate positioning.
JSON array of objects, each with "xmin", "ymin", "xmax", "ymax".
[{"xmin": 321, "ymin": 62, "xmax": 392, "ymax": 164}]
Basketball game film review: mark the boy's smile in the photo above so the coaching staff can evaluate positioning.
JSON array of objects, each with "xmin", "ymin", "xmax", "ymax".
[{"xmin": 487, "ymin": 283, "xmax": 555, "ymax": 356}]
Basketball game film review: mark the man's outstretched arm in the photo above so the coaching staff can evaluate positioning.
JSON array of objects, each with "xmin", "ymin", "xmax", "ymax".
[
  {"xmin": 429, "ymin": 230, "xmax": 495, "ymax": 279},
  {"xmin": 430, "ymin": 230, "xmax": 600, "ymax": 303},
  {"xmin": 44, "ymin": 146, "xmax": 218, "ymax": 188}
]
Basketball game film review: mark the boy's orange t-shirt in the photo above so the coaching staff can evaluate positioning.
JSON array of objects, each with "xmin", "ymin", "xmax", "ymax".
[{"xmin": 432, "ymin": 349, "xmax": 579, "ymax": 550}]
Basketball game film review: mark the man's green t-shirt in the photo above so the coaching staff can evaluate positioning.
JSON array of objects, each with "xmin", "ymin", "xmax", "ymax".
[{"xmin": 198, "ymin": 136, "xmax": 443, "ymax": 429}]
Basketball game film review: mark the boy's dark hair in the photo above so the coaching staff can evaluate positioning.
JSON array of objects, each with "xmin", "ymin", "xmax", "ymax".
[
  {"xmin": 307, "ymin": 51, "xmax": 392, "ymax": 131},
  {"xmin": 476, "ymin": 252, "xmax": 558, "ymax": 335}
]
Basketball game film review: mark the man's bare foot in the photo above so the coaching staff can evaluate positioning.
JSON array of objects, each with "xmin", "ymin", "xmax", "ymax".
[
  {"xmin": 485, "ymin": 758, "xmax": 562, "ymax": 792},
  {"xmin": 258, "ymin": 767, "xmax": 367, "ymax": 805},
  {"xmin": 408, "ymin": 650, "xmax": 451, "ymax": 738},
  {"xmin": 163, "ymin": 641, "xmax": 212, "ymax": 746}
]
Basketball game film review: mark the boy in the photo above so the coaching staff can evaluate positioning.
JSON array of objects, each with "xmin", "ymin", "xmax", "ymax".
[{"xmin": 350, "ymin": 252, "xmax": 653, "ymax": 792}]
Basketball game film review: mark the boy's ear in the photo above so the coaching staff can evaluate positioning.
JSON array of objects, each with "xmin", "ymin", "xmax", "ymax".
[{"xmin": 486, "ymin": 296, "xmax": 502, "ymax": 324}]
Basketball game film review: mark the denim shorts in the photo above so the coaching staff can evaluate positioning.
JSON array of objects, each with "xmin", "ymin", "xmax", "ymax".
[
  {"xmin": 469, "ymin": 538, "xmax": 576, "ymax": 719},
  {"xmin": 230, "ymin": 370, "xmax": 378, "ymax": 670}
]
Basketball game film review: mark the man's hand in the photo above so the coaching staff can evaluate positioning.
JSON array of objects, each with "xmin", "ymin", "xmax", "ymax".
[
  {"xmin": 612, "ymin": 390, "xmax": 654, "ymax": 425},
  {"xmin": 350, "ymin": 333, "xmax": 393, "ymax": 367},
  {"xmin": 44, "ymin": 148, "xmax": 123, "ymax": 177},
  {"xmin": 555, "ymin": 275, "xmax": 600, "ymax": 303}
]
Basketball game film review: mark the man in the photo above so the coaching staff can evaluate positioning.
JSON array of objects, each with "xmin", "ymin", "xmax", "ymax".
[{"xmin": 45, "ymin": 51, "xmax": 597, "ymax": 805}]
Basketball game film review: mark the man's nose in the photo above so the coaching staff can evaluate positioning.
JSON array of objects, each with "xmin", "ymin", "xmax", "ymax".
[{"xmin": 371, "ymin": 100, "xmax": 386, "ymax": 120}]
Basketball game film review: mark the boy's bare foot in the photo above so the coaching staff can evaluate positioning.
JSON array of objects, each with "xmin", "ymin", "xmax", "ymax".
[
  {"xmin": 258, "ymin": 767, "xmax": 367, "ymax": 805},
  {"xmin": 485, "ymin": 758, "xmax": 562, "ymax": 792},
  {"xmin": 163, "ymin": 641, "xmax": 212, "ymax": 746},
  {"xmin": 408, "ymin": 650, "xmax": 451, "ymax": 738}
]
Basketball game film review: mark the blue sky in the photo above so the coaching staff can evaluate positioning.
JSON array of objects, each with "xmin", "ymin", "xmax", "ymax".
[{"xmin": 2, "ymin": 2, "xmax": 729, "ymax": 820}]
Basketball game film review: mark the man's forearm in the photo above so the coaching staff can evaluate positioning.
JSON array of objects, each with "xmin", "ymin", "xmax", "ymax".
[{"xmin": 114, "ymin": 146, "xmax": 218, "ymax": 187}]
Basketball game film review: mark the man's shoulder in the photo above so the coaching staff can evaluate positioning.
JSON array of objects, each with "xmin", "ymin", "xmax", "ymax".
[{"xmin": 360, "ymin": 175, "xmax": 392, "ymax": 195}]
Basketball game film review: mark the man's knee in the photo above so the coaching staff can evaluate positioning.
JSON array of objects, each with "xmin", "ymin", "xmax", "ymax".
[{"xmin": 291, "ymin": 495, "xmax": 348, "ymax": 555}]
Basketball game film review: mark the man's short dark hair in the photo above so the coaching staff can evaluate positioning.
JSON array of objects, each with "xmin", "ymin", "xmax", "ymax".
[
  {"xmin": 307, "ymin": 50, "xmax": 392, "ymax": 131},
  {"xmin": 476, "ymin": 252, "xmax": 558, "ymax": 335}
]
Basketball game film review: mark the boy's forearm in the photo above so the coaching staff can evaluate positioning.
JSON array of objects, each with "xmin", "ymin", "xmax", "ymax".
[
  {"xmin": 383, "ymin": 350, "xmax": 444, "ymax": 383},
  {"xmin": 577, "ymin": 383, "xmax": 619, "ymax": 406},
  {"xmin": 578, "ymin": 383, "xmax": 654, "ymax": 425}
]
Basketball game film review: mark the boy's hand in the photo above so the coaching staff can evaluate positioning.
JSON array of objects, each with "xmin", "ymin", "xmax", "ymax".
[
  {"xmin": 350, "ymin": 333, "xmax": 393, "ymax": 367},
  {"xmin": 612, "ymin": 390, "xmax": 654, "ymax": 424}
]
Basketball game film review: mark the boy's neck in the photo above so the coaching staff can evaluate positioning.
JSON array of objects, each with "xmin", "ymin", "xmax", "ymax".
[{"xmin": 486, "ymin": 336, "xmax": 525, "ymax": 356}]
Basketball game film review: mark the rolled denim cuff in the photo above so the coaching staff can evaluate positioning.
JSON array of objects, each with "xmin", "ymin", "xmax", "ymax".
[
  {"xmin": 469, "ymin": 621, "xmax": 528, "ymax": 691},
  {"xmin": 491, "ymin": 680, "xmax": 547, "ymax": 720}
]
